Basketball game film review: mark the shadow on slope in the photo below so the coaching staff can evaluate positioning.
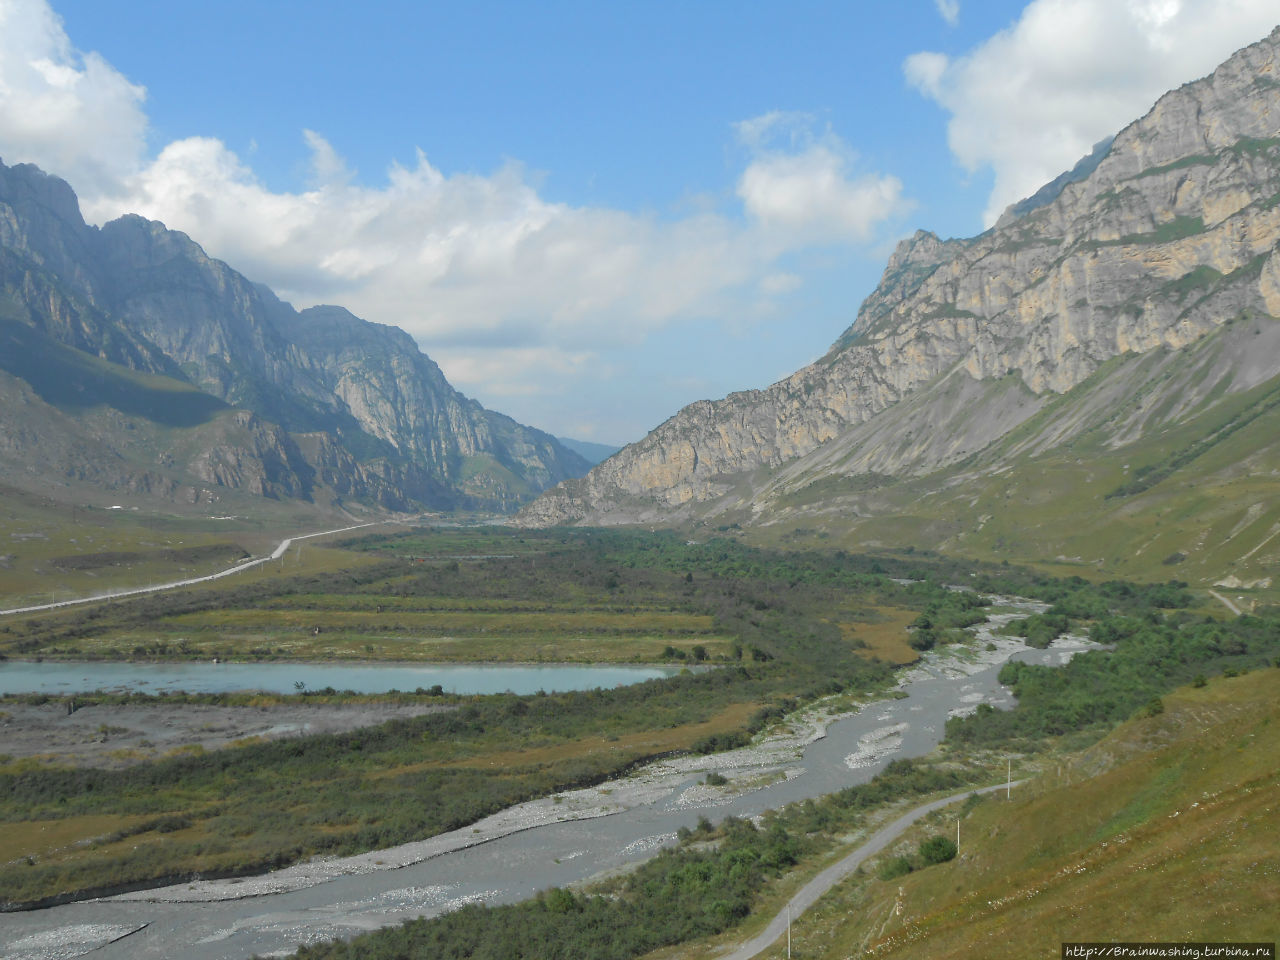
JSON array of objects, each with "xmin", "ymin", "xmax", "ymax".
[{"xmin": 0, "ymin": 316, "xmax": 228, "ymax": 428}]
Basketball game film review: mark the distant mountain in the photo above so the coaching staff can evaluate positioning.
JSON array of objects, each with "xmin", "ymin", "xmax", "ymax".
[
  {"xmin": 523, "ymin": 26, "xmax": 1280, "ymax": 586},
  {"xmin": 0, "ymin": 160, "xmax": 589, "ymax": 512},
  {"xmin": 555, "ymin": 437, "xmax": 622, "ymax": 466}
]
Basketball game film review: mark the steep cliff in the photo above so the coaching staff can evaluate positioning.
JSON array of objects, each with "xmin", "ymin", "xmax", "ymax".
[
  {"xmin": 0, "ymin": 161, "xmax": 589, "ymax": 511},
  {"xmin": 523, "ymin": 26, "xmax": 1280, "ymax": 533}
]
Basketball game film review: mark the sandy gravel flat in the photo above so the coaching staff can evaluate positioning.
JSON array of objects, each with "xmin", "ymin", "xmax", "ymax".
[
  {"xmin": 103, "ymin": 693, "xmax": 864, "ymax": 904},
  {"xmin": 5, "ymin": 922, "xmax": 150, "ymax": 960},
  {"xmin": 0, "ymin": 701, "xmax": 449, "ymax": 768}
]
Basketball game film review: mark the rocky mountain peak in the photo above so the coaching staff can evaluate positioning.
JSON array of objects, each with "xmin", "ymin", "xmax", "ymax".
[
  {"xmin": 0, "ymin": 160, "xmax": 85, "ymax": 235},
  {"xmin": 885, "ymin": 229, "xmax": 945, "ymax": 273},
  {"xmin": 522, "ymin": 25, "xmax": 1280, "ymax": 530}
]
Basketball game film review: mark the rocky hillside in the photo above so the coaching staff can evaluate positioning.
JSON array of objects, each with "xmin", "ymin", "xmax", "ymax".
[
  {"xmin": 523, "ymin": 25, "xmax": 1280, "ymax": 578},
  {"xmin": 0, "ymin": 161, "xmax": 588, "ymax": 511}
]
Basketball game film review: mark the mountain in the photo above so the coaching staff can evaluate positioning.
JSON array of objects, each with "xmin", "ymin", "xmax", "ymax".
[
  {"xmin": 0, "ymin": 161, "xmax": 589, "ymax": 512},
  {"xmin": 522, "ymin": 26, "xmax": 1280, "ymax": 586},
  {"xmin": 523, "ymin": 27, "xmax": 1280, "ymax": 586},
  {"xmin": 555, "ymin": 437, "xmax": 622, "ymax": 466}
]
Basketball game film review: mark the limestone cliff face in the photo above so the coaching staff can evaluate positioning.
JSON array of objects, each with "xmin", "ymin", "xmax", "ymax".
[
  {"xmin": 0, "ymin": 161, "xmax": 589, "ymax": 510},
  {"xmin": 523, "ymin": 25, "xmax": 1280, "ymax": 527}
]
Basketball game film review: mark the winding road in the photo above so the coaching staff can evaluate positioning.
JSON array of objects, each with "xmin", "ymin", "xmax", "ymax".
[
  {"xmin": 722, "ymin": 780, "xmax": 1026, "ymax": 960},
  {"xmin": 0, "ymin": 519, "xmax": 403, "ymax": 618}
]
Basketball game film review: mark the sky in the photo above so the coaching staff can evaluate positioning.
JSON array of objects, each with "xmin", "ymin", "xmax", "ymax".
[{"xmin": 0, "ymin": 1, "xmax": 1277, "ymax": 444}]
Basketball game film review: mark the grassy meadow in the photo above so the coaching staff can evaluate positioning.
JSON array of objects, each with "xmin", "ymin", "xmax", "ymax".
[{"xmin": 0, "ymin": 480, "xmax": 387, "ymax": 611}]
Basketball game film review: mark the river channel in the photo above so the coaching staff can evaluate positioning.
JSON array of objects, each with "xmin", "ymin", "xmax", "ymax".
[{"xmin": 3, "ymin": 599, "xmax": 1095, "ymax": 960}]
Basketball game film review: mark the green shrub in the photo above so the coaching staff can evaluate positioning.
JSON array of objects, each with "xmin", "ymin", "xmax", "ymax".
[
  {"xmin": 878, "ymin": 855, "xmax": 914, "ymax": 880},
  {"xmin": 918, "ymin": 835, "xmax": 957, "ymax": 864}
]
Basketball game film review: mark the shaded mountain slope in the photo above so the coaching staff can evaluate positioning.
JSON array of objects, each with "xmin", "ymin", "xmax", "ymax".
[{"xmin": 0, "ymin": 161, "xmax": 588, "ymax": 511}]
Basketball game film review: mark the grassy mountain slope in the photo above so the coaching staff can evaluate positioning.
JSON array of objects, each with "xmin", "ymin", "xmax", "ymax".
[
  {"xmin": 0, "ymin": 313, "xmax": 228, "ymax": 428},
  {"xmin": 790, "ymin": 668, "xmax": 1279, "ymax": 957},
  {"xmin": 732, "ymin": 314, "xmax": 1280, "ymax": 595}
]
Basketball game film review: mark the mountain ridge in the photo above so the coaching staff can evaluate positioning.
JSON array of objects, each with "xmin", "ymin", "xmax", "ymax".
[
  {"xmin": 0, "ymin": 160, "xmax": 589, "ymax": 512},
  {"xmin": 521, "ymin": 25, "xmax": 1280, "ymax": 586}
]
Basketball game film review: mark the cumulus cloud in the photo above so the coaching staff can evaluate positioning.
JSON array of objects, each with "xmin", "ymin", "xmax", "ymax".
[
  {"xmin": 738, "ymin": 146, "xmax": 906, "ymax": 245},
  {"xmin": 433, "ymin": 346, "xmax": 601, "ymax": 398},
  {"xmin": 934, "ymin": 0, "xmax": 960, "ymax": 26},
  {"xmin": 0, "ymin": 0, "xmax": 146, "ymax": 197},
  {"xmin": 906, "ymin": 0, "xmax": 1280, "ymax": 225},
  {"xmin": 0, "ymin": 0, "xmax": 908, "ymax": 429},
  {"xmin": 734, "ymin": 112, "xmax": 908, "ymax": 246},
  {"xmin": 759, "ymin": 272, "xmax": 802, "ymax": 296}
]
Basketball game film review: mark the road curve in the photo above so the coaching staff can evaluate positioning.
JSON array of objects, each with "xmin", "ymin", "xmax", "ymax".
[
  {"xmin": 721, "ymin": 779, "xmax": 1026, "ymax": 960},
  {"xmin": 0, "ymin": 519, "xmax": 403, "ymax": 618}
]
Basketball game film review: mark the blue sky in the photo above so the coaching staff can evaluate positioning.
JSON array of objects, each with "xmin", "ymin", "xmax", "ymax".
[
  {"xmin": 2, "ymin": 1, "xmax": 1277, "ymax": 443},
  {"xmin": 51, "ymin": 2, "xmax": 1008, "ymax": 223}
]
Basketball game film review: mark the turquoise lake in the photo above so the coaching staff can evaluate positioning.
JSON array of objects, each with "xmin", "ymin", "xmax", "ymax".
[{"xmin": 0, "ymin": 660, "xmax": 688, "ymax": 696}]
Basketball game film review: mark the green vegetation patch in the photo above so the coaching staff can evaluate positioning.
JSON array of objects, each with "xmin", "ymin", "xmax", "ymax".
[{"xmin": 947, "ymin": 602, "xmax": 1279, "ymax": 746}]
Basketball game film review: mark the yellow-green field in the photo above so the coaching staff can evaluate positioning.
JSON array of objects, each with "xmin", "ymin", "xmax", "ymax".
[
  {"xmin": 0, "ymin": 481, "xmax": 392, "ymax": 610},
  {"xmin": 15, "ymin": 582, "xmax": 739, "ymax": 664}
]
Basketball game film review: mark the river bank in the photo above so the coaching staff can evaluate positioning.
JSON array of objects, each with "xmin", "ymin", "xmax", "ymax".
[{"xmin": 4, "ymin": 597, "xmax": 1095, "ymax": 960}]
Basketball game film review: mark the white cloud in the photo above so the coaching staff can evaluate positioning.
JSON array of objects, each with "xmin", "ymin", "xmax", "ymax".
[
  {"xmin": 734, "ymin": 113, "xmax": 909, "ymax": 246},
  {"xmin": 906, "ymin": 0, "xmax": 1280, "ymax": 226},
  {"xmin": 934, "ymin": 0, "xmax": 960, "ymax": 27},
  {"xmin": 0, "ymin": 0, "xmax": 146, "ymax": 198},
  {"xmin": 0, "ymin": 0, "xmax": 909, "ymax": 427},
  {"xmin": 733, "ymin": 110, "xmax": 816, "ymax": 151},
  {"xmin": 432, "ymin": 346, "xmax": 601, "ymax": 398},
  {"xmin": 738, "ymin": 145, "xmax": 906, "ymax": 245},
  {"xmin": 759, "ymin": 272, "xmax": 802, "ymax": 296}
]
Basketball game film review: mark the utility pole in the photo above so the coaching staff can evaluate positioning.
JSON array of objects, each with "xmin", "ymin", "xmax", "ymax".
[
  {"xmin": 787, "ymin": 902, "xmax": 791, "ymax": 959},
  {"xmin": 957, "ymin": 817, "xmax": 960, "ymax": 854},
  {"xmin": 1007, "ymin": 756, "xmax": 1012, "ymax": 799}
]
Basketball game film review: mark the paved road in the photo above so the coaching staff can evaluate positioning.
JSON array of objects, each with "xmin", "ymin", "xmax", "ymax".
[
  {"xmin": 721, "ymin": 780, "xmax": 1026, "ymax": 960},
  {"xmin": 0, "ymin": 519, "xmax": 402, "ymax": 617}
]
